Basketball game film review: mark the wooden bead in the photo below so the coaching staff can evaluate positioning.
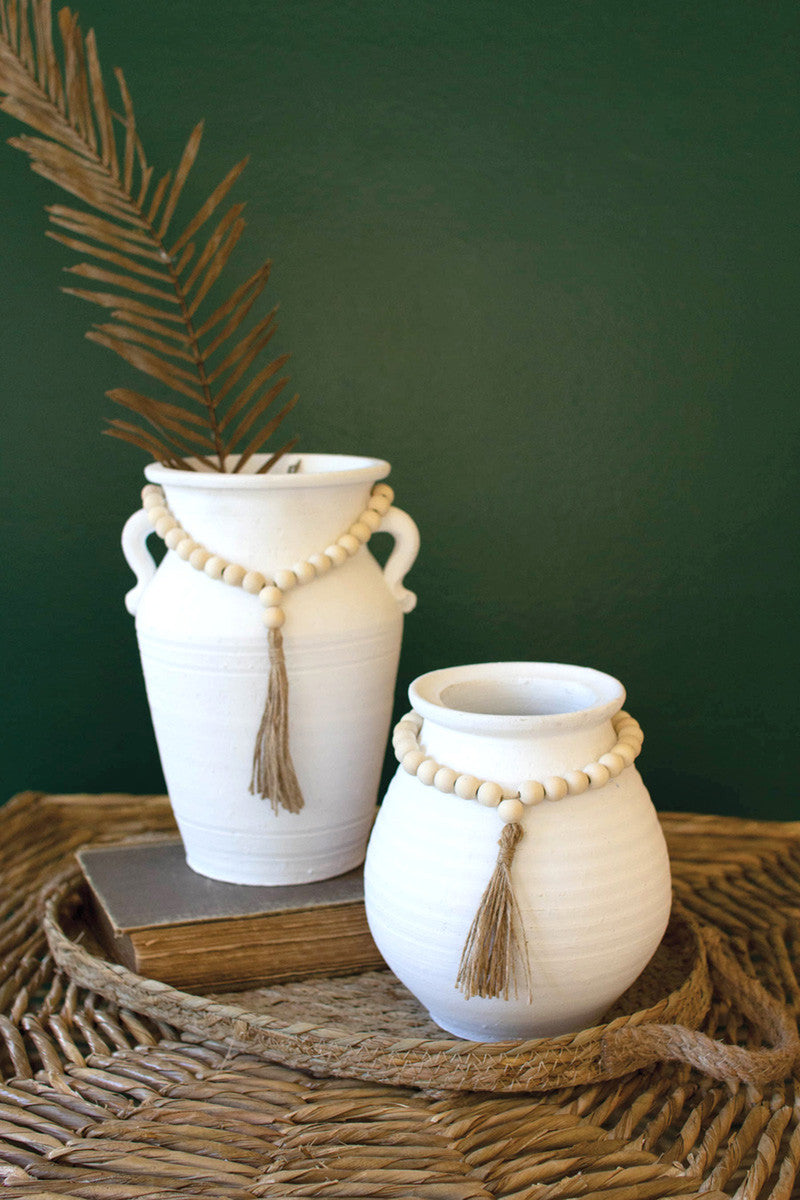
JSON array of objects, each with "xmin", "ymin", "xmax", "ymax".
[
  {"xmin": 274, "ymin": 568, "xmax": 297, "ymax": 591},
  {"xmin": 147, "ymin": 505, "xmax": 168, "ymax": 524},
  {"xmin": 372, "ymin": 483, "xmax": 394, "ymax": 502},
  {"xmin": 543, "ymin": 776, "xmax": 568, "ymax": 802},
  {"xmin": 360, "ymin": 508, "xmax": 382, "ymax": 532},
  {"xmin": 565, "ymin": 770, "xmax": 590, "ymax": 795},
  {"xmin": 613, "ymin": 742, "xmax": 637, "ymax": 766},
  {"xmin": 393, "ymin": 726, "xmax": 415, "ymax": 742},
  {"xmin": 519, "ymin": 780, "xmax": 546, "ymax": 805},
  {"xmin": 292, "ymin": 560, "xmax": 316, "ymax": 585},
  {"xmin": 584, "ymin": 761, "xmax": 611, "ymax": 788},
  {"xmin": 337, "ymin": 533, "xmax": 360, "ymax": 556},
  {"xmin": 416, "ymin": 758, "xmax": 439, "ymax": 786},
  {"xmin": 350, "ymin": 521, "xmax": 371, "ymax": 543},
  {"xmin": 454, "ymin": 774, "xmax": 480, "ymax": 800},
  {"xmin": 189, "ymin": 546, "xmax": 210, "ymax": 571},
  {"xmin": 142, "ymin": 484, "xmax": 161, "ymax": 499},
  {"xmin": 309, "ymin": 553, "xmax": 332, "ymax": 575},
  {"xmin": 402, "ymin": 749, "xmax": 427, "ymax": 775},
  {"xmin": 262, "ymin": 606, "xmax": 285, "ymax": 629},
  {"xmin": 223, "ymin": 563, "xmax": 246, "ymax": 587},
  {"xmin": 242, "ymin": 570, "xmax": 266, "ymax": 594},
  {"xmin": 434, "ymin": 767, "xmax": 458, "ymax": 793},
  {"xmin": 394, "ymin": 739, "xmax": 418, "ymax": 761},
  {"xmin": 176, "ymin": 537, "xmax": 198, "ymax": 560},
  {"xmin": 155, "ymin": 514, "xmax": 177, "ymax": 537},
  {"xmin": 259, "ymin": 585, "xmax": 284, "ymax": 607},
  {"xmin": 498, "ymin": 798, "xmax": 524, "ymax": 823},
  {"xmin": 392, "ymin": 729, "xmax": 417, "ymax": 750},
  {"xmin": 477, "ymin": 781, "xmax": 503, "ymax": 807},
  {"xmin": 393, "ymin": 726, "xmax": 416, "ymax": 745},
  {"xmin": 395, "ymin": 719, "xmax": 420, "ymax": 738},
  {"xmin": 143, "ymin": 492, "xmax": 164, "ymax": 510},
  {"xmin": 165, "ymin": 527, "xmax": 186, "ymax": 550},
  {"xmin": 599, "ymin": 751, "xmax": 625, "ymax": 777},
  {"xmin": 204, "ymin": 554, "xmax": 227, "ymax": 580},
  {"xmin": 368, "ymin": 493, "xmax": 392, "ymax": 516},
  {"xmin": 325, "ymin": 543, "xmax": 349, "ymax": 566}
]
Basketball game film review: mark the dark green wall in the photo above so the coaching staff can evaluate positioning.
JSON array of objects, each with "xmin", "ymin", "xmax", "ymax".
[{"xmin": 1, "ymin": 1, "xmax": 798, "ymax": 818}]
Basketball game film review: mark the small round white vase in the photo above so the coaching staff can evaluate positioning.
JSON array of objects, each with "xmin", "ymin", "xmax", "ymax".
[
  {"xmin": 364, "ymin": 662, "xmax": 672, "ymax": 1042},
  {"xmin": 122, "ymin": 453, "xmax": 419, "ymax": 886}
]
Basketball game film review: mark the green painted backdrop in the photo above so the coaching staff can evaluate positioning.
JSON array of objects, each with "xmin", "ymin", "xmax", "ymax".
[{"xmin": 1, "ymin": 1, "xmax": 798, "ymax": 818}]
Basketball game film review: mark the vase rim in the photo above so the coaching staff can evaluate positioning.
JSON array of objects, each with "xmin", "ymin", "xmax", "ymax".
[
  {"xmin": 409, "ymin": 661, "xmax": 626, "ymax": 734},
  {"xmin": 144, "ymin": 453, "xmax": 391, "ymax": 490}
]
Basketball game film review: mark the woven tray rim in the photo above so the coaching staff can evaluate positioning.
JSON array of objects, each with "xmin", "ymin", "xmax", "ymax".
[{"xmin": 43, "ymin": 864, "xmax": 713, "ymax": 1092}]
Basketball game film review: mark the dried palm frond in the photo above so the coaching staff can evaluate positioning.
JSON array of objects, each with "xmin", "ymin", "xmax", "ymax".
[{"xmin": 0, "ymin": 1, "xmax": 298, "ymax": 472}]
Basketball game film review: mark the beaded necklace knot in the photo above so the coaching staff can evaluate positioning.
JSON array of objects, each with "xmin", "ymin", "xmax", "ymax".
[
  {"xmin": 141, "ymin": 479, "xmax": 395, "ymax": 814},
  {"xmin": 390, "ymin": 708, "xmax": 645, "ymax": 1003}
]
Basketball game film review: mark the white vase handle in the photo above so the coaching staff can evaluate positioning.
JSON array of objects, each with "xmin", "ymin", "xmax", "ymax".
[
  {"xmin": 121, "ymin": 503, "xmax": 419, "ymax": 615},
  {"xmin": 122, "ymin": 508, "xmax": 157, "ymax": 615},
  {"xmin": 379, "ymin": 505, "xmax": 420, "ymax": 613}
]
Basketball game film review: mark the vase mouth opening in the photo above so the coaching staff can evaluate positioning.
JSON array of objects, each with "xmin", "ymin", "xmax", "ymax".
[
  {"xmin": 144, "ymin": 453, "xmax": 391, "ymax": 490},
  {"xmin": 410, "ymin": 662, "xmax": 625, "ymax": 733}
]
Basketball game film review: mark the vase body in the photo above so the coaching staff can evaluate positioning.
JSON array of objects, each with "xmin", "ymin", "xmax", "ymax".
[
  {"xmin": 123, "ymin": 454, "xmax": 419, "ymax": 885},
  {"xmin": 364, "ymin": 662, "xmax": 672, "ymax": 1041}
]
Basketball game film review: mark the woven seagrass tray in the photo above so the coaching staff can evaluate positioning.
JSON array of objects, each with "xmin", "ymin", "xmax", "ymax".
[
  {"xmin": 44, "ymin": 871, "xmax": 719, "ymax": 1093},
  {"xmin": 42, "ymin": 860, "xmax": 797, "ymax": 1095},
  {"xmin": 1, "ymin": 792, "xmax": 799, "ymax": 1200}
]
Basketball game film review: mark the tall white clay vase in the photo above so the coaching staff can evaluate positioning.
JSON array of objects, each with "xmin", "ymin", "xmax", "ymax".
[
  {"xmin": 365, "ymin": 662, "xmax": 672, "ymax": 1041},
  {"xmin": 122, "ymin": 453, "xmax": 419, "ymax": 885}
]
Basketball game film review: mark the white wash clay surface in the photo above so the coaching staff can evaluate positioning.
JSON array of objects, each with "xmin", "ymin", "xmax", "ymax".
[
  {"xmin": 122, "ymin": 454, "xmax": 419, "ymax": 886},
  {"xmin": 364, "ymin": 662, "xmax": 672, "ymax": 1042}
]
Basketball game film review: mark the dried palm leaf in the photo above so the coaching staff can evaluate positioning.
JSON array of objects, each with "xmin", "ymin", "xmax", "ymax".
[{"xmin": 0, "ymin": 1, "xmax": 298, "ymax": 472}]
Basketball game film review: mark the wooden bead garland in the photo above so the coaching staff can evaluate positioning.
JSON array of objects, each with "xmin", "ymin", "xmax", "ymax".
[
  {"xmin": 392, "ymin": 708, "xmax": 644, "ymax": 821},
  {"xmin": 391, "ymin": 707, "xmax": 645, "ymax": 1004},
  {"xmin": 141, "ymin": 480, "xmax": 395, "ymax": 814}
]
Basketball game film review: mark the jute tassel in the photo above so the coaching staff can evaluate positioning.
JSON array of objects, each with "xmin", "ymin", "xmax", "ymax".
[
  {"xmin": 456, "ymin": 821, "xmax": 532, "ymax": 1001},
  {"xmin": 249, "ymin": 626, "xmax": 305, "ymax": 814}
]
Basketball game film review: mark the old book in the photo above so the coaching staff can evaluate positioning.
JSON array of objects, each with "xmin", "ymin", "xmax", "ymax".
[{"xmin": 76, "ymin": 839, "xmax": 385, "ymax": 992}]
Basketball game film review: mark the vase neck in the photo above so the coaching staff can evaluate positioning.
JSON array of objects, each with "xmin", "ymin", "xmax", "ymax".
[
  {"xmin": 410, "ymin": 662, "xmax": 625, "ymax": 786},
  {"xmin": 155, "ymin": 479, "xmax": 377, "ymax": 571}
]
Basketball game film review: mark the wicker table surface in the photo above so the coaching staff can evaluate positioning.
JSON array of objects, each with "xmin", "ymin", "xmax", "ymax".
[{"xmin": 0, "ymin": 791, "xmax": 798, "ymax": 1200}]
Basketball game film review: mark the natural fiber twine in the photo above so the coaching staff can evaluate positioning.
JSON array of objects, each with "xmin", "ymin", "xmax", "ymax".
[
  {"xmin": 249, "ymin": 625, "xmax": 305, "ymax": 813},
  {"xmin": 456, "ymin": 820, "xmax": 533, "ymax": 1002},
  {"xmin": 0, "ymin": 793, "xmax": 798, "ymax": 1200}
]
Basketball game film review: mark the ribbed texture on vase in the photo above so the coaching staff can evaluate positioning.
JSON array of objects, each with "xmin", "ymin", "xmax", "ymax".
[{"xmin": 365, "ymin": 751, "xmax": 671, "ymax": 1041}]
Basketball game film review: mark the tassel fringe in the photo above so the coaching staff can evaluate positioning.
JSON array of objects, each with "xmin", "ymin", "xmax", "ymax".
[
  {"xmin": 456, "ymin": 821, "xmax": 532, "ymax": 1001},
  {"xmin": 249, "ymin": 626, "xmax": 305, "ymax": 814}
]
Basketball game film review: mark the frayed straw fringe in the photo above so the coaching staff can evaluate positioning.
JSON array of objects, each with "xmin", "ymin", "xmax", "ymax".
[
  {"xmin": 456, "ymin": 821, "xmax": 532, "ymax": 1001},
  {"xmin": 249, "ymin": 626, "xmax": 305, "ymax": 813}
]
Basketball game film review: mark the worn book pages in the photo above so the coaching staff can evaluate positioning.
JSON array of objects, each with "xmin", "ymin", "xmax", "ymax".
[{"xmin": 77, "ymin": 839, "xmax": 384, "ymax": 991}]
